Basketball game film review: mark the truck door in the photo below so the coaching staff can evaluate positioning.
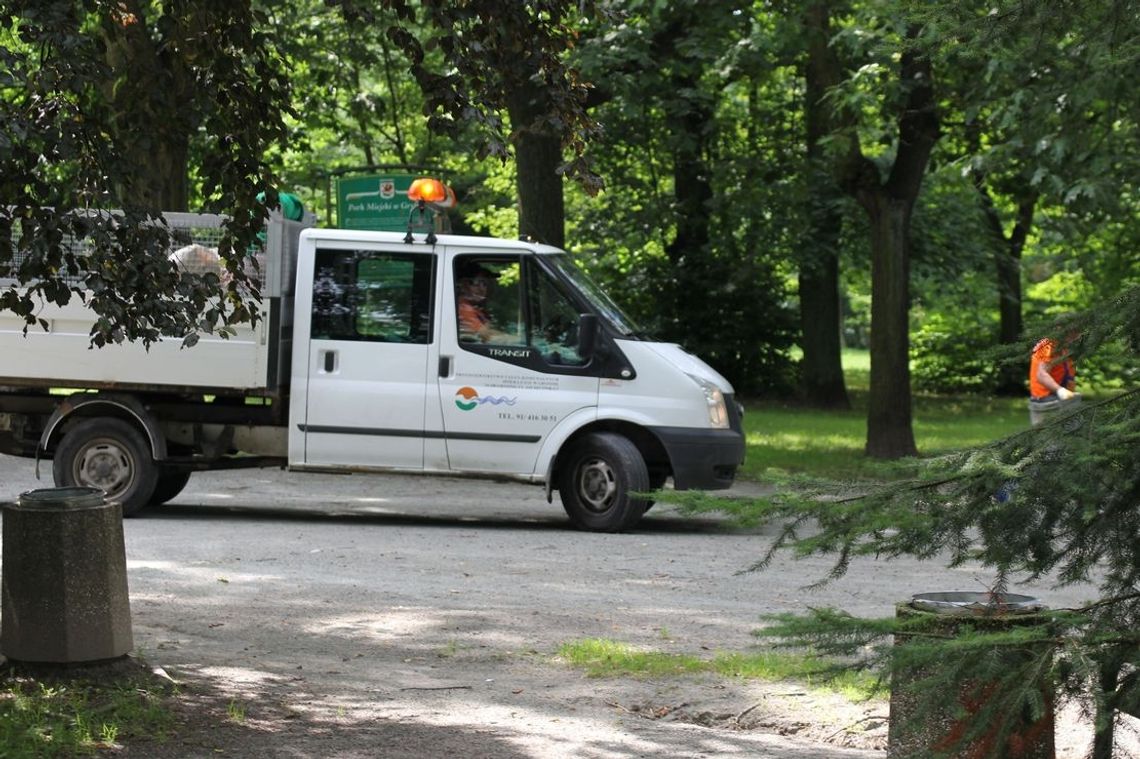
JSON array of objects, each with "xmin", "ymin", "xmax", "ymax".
[
  {"xmin": 438, "ymin": 253, "xmax": 599, "ymax": 475},
  {"xmin": 301, "ymin": 247, "xmax": 436, "ymax": 469}
]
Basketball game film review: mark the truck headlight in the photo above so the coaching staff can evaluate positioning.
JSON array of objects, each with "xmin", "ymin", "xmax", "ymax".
[{"xmin": 688, "ymin": 374, "xmax": 729, "ymax": 429}]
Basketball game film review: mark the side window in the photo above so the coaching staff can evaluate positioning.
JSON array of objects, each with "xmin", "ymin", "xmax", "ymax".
[
  {"xmin": 454, "ymin": 254, "xmax": 587, "ymax": 368},
  {"xmin": 454, "ymin": 256, "xmax": 525, "ymax": 345},
  {"xmin": 527, "ymin": 262, "xmax": 587, "ymax": 366},
  {"xmin": 312, "ymin": 249, "xmax": 434, "ymax": 343}
]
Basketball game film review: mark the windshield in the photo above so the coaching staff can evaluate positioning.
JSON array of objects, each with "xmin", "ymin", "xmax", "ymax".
[{"xmin": 544, "ymin": 254, "xmax": 640, "ymax": 337}]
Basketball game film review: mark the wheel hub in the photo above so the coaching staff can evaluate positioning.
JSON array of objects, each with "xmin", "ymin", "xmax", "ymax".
[
  {"xmin": 77, "ymin": 442, "xmax": 131, "ymax": 496},
  {"xmin": 579, "ymin": 458, "xmax": 617, "ymax": 512}
]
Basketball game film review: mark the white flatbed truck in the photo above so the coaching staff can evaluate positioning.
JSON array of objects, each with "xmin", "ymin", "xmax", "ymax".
[{"xmin": 0, "ymin": 212, "xmax": 744, "ymax": 531}]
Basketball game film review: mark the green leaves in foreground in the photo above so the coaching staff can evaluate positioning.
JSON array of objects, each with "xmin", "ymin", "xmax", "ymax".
[
  {"xmin": 759, "ymin": 607, "xmax": 1065, "ymax": 759},
  {"xmin": 673, "ymin": 388, "xmax": 1140, "ymax": 592},
  {"xmin": 666, "ymin": 385, "xmax": 1140, "ymax": 757}
]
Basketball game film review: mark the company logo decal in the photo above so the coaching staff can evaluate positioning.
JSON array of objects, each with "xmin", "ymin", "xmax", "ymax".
[{"xmin": 454, "ymin": 386, "xmax": 517, "ymax": 411}]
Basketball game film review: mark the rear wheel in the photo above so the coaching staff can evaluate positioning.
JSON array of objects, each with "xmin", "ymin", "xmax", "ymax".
[
  {"xmin": 151, "ymin": 469, "xmax": 192, "ymax": 506},
  {"xmin": 53, "ymin": 418, "xmax": 158, "ymax": 516},
  {"xmin": 558, "ymin": 432, "xmax": 649, "ymax": 532}
]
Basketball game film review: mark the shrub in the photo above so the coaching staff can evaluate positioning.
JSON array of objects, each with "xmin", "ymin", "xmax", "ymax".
[{"xmin": 911, "ymin": 312, "xmax": 1000, "ymax": 394}]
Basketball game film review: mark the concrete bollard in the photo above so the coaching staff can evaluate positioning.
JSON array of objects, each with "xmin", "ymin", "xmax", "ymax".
[
  {"xmin": 1, "ymin": 487, "xmax": 133, "ymax": 664},
  {"xmin": 888, "ymin": 592, "xmax": 1055, "ymax": 759}
]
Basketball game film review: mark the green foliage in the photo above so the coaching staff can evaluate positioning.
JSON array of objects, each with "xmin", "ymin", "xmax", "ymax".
[
  {"xmin": 676, "ymin": 283, "xmax": 1140, "ymax": 754},
  {"xmin": 362, "ymin": 0, "xmax": 604, "ymax": 191},
  {"xmin": 571, "ymin": 2, "xmax": 800, "ymax": 395},
  {"xmin": 726, "ymin": 388, "xmax": 1140, "ymax": 586},
  {"xmin": 0, "ymin": 0, "xmax": 292, "ymax": 346},
  {"xmin": 0, "ymin": 666, "xmax": 175, "ymax": 757},
  {"xmin": 557, "ymin": 638, "xmax": 878, "ymax": 700},
  {"xmin": 911, "ymin": 312, "xmax": 1001, "ymax": 394},
  {"xmin": 758, "ymin": 607, "xmax": 1068, "ymax": 759},
  {"xmin": 680, "ymin": 328, "xmax": 1140, "ymax": 756},
  {"xmin": 1022, "ymin": 272, "xmax": 1140, "ymax": 391},
  {"xmin": 0, "ymin": 0, "xmax": 603, "ymax": 344}
]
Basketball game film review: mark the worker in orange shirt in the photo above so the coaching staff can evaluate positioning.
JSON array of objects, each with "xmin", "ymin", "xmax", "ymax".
[{"xmin": 1029, "ymin": 336, "xmax": 1076, "ymax": 402}]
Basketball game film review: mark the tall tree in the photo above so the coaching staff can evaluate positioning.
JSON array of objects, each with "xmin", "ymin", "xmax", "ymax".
[
  {"xmin": 816, "ymin": 5, "xmax": 940, "ymax": 458},
  {"xmin": 364, "ymin": 0, "xmax": 603, "ymax": 247},
  {"xmin": 797, "ymin": 2, "xmax": 851, "ymax": 409},
  {"xmin": 98, "ymin": 2, "xmax": 194, "ymax": 209},
  {"xmin": 572, "ymin": 1, "xmax": 799, "ymax": 394},
  {"xmin": 2, "ymin": 0, "xmax": 603, "ymax": 343},
  {"xmin": 930, "ymin": 0, "xmax": 1140, "ymax": 396},
  {"xmin": 972, "ymin": 169, "xmax": 1036, "ymax": 395}
]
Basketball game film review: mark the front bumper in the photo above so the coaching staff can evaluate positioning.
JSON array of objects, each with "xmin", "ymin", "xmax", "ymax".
[{"xmin": 650, "ymin": 426, "xmax": 744, "ymax": 491}]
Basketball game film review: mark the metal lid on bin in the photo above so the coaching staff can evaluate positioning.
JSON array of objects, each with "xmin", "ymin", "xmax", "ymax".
[
  {"xmin": 910, "ymin": 591, "xmax": 1046, "ymax": 616},
  {"xmin": 13, "ymin": 487, "xmax": 108, "ymax": 511}
]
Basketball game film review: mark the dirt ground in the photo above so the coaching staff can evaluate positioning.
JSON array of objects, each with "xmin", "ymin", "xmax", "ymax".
[
  {"xmin": 2, "ymin": 455, "xmax": 1137, "ymax": 757},
  {"xmin": 61, "ymin": 651, "xmax": 1140, "ymax": 758},
  {"xmin": 114, "ymin": 656, "xmax": 892, "ymax": 758}
]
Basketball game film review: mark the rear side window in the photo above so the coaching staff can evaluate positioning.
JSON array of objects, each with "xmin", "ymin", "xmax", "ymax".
[{"xmin": 311, "ymin": 249, "xmax": 435, "ymax": 343}]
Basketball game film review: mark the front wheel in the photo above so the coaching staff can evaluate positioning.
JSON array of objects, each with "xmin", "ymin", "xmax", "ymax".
[
  {"xmin": 558, "ymin": 432, "xmax": 650, "ymax": 532},
  {"xmin": 53, "ymin": 418, "xmax": 158, "ymax": 517}
]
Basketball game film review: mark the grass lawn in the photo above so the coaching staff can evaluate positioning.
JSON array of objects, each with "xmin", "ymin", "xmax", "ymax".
[{"xmin": 738, "ymin": 350, "xmax": 1032, "ymax": 481}]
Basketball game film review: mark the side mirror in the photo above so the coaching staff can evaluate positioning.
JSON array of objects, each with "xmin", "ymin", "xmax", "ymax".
[{"xmin": 578, "ymin": 313, "xmax": 598, "ymax": 360}]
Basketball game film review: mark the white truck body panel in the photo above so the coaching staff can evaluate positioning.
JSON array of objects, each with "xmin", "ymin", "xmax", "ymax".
[
  {"xmin": 0, "ymin": 212, "xmax": 306, "ymax": 393},
  {"xmin": 0, "ymin": 301, "xmax": 268, "ymax": 389},
  {"xmin": 596, "ymin": 340, "xmax": 729, "ymax": 429}
]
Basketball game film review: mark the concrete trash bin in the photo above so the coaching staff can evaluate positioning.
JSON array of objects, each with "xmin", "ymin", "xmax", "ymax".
[
  {"xmin": 888, "ymin": 592, "xmax": 1055, "ymax": 759},
  {"xmin": 1, "ymin": 487, "xmax": 134, "ymax": 664}
]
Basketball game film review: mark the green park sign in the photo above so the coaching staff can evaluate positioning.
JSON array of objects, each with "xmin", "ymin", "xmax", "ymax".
[{"xmin": 336, "ymin": 174, "xmax": 416, "ymax": 231}]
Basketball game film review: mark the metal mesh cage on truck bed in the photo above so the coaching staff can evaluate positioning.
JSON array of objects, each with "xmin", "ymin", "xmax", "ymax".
[
  {"xmin": 0, "ymin": 210, "xmax": 312, "ymax": 393},
  {"xmin": 0, "ymin": 211, "xmax": 308, "ymax": 298}
]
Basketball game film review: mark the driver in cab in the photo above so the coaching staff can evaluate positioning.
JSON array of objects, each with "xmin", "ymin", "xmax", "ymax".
[{"xmin": 456, "ymin": 264, "xmax": 511, "ymax": 344}]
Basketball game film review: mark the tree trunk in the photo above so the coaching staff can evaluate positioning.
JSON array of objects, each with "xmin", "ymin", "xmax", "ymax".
[
  {"xmin": 834, "ymin": 23, "xmax": 937, "ymax": 459},
  {"xmin": 865, "ymin": 196, "xmax": 917, "ymax": 458},
  {"xmin": 507, "ymin": 81, "xmax": 566, "ymax": 248},
  {"xmin": 798, "ymin": 243, "xmax": 849, "ymax": 408},
  {"xmin": 100, "ymin": 1, "xmax": 194, "ymax": 211},
  {"xmin": 799, "ymin": 2, "xmax": 851, "ymax": 409},
  {"xmin": 120, "ymin": 138, "xmax": 190, "ymax": 211},
  {"xmin": 1092, "ymin": 656, "xmax": 1121, "ymax": 759},
  {"xmin": 663, "ymin": 68, "xmax": 714, "ymax": 350},
  {"xmin": 994, "ymin": 195, "xmax": 1035, "ymax": 395},
  {"xmin": 972, "ymin": 166, "xmax": 1035, "ymax": 396}
]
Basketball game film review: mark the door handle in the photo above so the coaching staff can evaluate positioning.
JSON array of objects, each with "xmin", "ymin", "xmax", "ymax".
[
  {"xmin": 438, "ymin": 356, "xmax": 452, "ymax": 378},
  {"xmin": 323, "ymin": 350, "xmax": 337, "ymax": 373}
]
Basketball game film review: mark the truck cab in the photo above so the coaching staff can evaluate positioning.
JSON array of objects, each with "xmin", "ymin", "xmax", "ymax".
[{"xmin": 288, "ymin": 228, "xmax": 744, "ymax": 531}]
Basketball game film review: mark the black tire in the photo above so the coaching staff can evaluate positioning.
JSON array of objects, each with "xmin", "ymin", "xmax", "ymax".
[
  {"xmin": 643, "ymin": 469, "xmax": 669, "ymax": 512},
  {"xmin": 53, "ymin": 418, "xmax": 158, "ymax": 517},
  {"xmin": 558, "ymin": 432, "xmax": 650, "ymax": 532},
  {"xmin": 151, "ymin": 469, "xmax": 192, "ymax": 506}
]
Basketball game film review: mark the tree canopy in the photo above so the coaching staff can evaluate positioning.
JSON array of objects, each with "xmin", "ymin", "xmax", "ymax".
[{"xmin": 1, "ymin": 0, "xmax": 1138, "ymax": 458}]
